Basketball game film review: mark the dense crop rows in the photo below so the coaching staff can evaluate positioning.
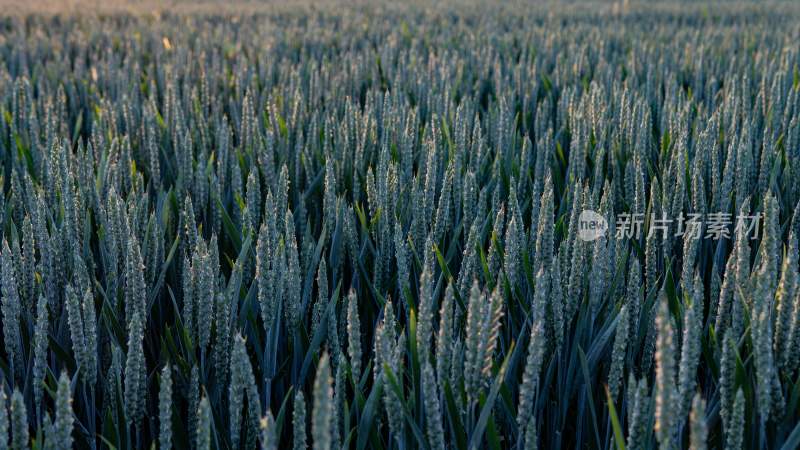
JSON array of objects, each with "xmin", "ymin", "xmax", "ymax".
[{"xmin": 1, "ymin": 1, "xmax": 800, "ymax": 449}]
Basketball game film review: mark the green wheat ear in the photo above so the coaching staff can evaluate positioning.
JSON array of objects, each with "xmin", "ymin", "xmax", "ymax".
[
  {"xmin": 689, "ymin": 393, "xmax": 708, "ymax": 450},
  {"xmin": 654, "ymin": 293, "xmax": 676, "ymax": 449},
  {"xmin": 196, "ymin": 396, "xmax": 211, "ymax": 450},
  {"xmin": 292, "ymin": 391, "xmax": 307, "ymax": 450},
  {"xmin": 53, "ymin": 371, "xmax": 74, "ymax": 450},
  {"xmin": 312, "ymin": 352, "xmax": 333, "ymax": 450},
  {"xmin": 1, "ymin": 240, "xmax": 22, "ymax": 378},
  {"xmin": 10, "ymin": 389, "xmax": 28, "ymax": 450},
  {"xmin": 159, "ymin": 365, "xmax": 173, "ymax": 450},
  {"xmin": 728, "ymin": 389, "xmax": 746, "ymax": 450},
  {"xmin": 0, "ymin": 390, "xmax": 9, "ymax": 449},
  {"xmin": 422, "ymin": 359, "xmax": 445, "ymax": 450},
  {"xmin": 260, "ymin": 412, "xmax": 278, "ymax": 450},
  {"xmin": 608, "ymin": 304, "xmax": 629, "ymax": 401},
  {"xmin": 346, "ymin": 288, "xmax": 362, "ymax": 382},
  {"xmin": 32, "ymin": 293, "xmax": 49, "ymax": 408}
]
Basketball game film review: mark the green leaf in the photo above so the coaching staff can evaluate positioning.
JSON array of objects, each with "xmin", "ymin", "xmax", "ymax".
[
  {"xmin": 356, "ymin": 376, "xmax": 384, "ymax": 450},
  {"xmin": 781, "ymin": 420, "xmax": 800, "ymax": 450},
  {"xmin": 443, "ymin": 381, "xmax": 468, "ymax": 450},
  {"xmin": 433, "ymin": 243, "xmax": 466, "ymax": 312},
  {"xmin": 274, "ymin": 387, "xmax": 295, "ymax": 441},
  {"xmin": 577, "ymin": 346, "xmax": 602, "ymax": 448},
  {"xmin": 299, "ymin": 282, "xmax": 342, "ymax": 385},
  {"xmin": 383, "ymin": 364, "xmax": 429, "ymax": 450},
  {"xmin": 468, "ymin": 341, "xmax": 515, "ymax": 450},
  {"xmin": 605, "ymin": 386, "xmax": 626, "ymax": 450}
]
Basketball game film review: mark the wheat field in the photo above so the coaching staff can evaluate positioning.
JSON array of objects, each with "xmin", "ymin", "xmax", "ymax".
[{"xmin": 1, "ymin": 1, "xmax": 800, "ymax": 449}]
